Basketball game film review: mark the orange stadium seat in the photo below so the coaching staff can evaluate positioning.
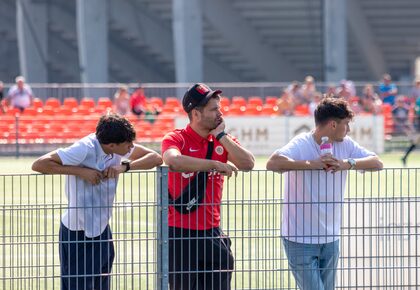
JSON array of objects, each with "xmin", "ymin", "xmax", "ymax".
[
  {"xmin": 94, "ymin": 107, "xmax": 110, "ymax": 115},
  {"xmin": 149, "ymin": 97, "xmax": 164, "ymax": 108},
  {"xmin": 228, "ymin": 104, "xmax": 246, "ymax": 115},
  {"xmin": 41, "ymin": 106, "xmax": 56, "ymax": 116},
  {"xmin": 80, "ymin": 98, "xmax": 95, "ymax": 108},
  {"xmin": 246, "ymin": 106, "xmax": 262, "ymax": 115},
  {"xmin": 6, "ymin": 108, "xmax": 21, "ymax": 116},
  {"xmin": 45, "ymin": 98, "xmax": 61, "ymax": 108},
  {"xmin": 97, "ymin": 97, "xmax": 113, "ymax": 108},
  {"xmin": 73, "ymin": 106, "xmax": 92, "ymax": 115},
  {"xmin": 294, "ymin": 104, "xmax": 310, "ymax": 116},
  {"xmin": 32, "ymin": 98, "xmax": 43, "ymax": 109},
  {"xmin": 248, "ymin": 96, "xmax": 263, "ymax": 107},
  {"xmin": 381, "ymin": 103, "xmax": 392, "ymax": 114},
  {"xmin": 62, "ymin": 97, "xmax": 78, "ymax": 109},
  {"xmin": 261, "ymin": 104, "xmax": 279, "ymax": 115},
  {"xmin": 57, "ymin": 107, "xmax": 73, "ymax": 116},
  {"xmin": 22, "ymin": 107, "xmax": 37, "ymax": 116},
  {"xmin": 165, "ymin": 97, "xmax": 181, "ymax": 107},
  {"xmin": 231, "ymin": 96, "xmax": 247, "ymax": 107},
  {"xmin": 265, "ymin": 96, "xmax": 278, "ymax": 106}
]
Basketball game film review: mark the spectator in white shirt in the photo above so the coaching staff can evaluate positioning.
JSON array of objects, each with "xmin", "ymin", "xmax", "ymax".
[
  {"xmin": 6, "ymin": 76, "xmax": 34, "ymax": 112},
  {"xmin": 32, "ymin": 113, "xmax": 162, "ymax": 290},
  {"xmin": 266, "ymin": 97, "xmax": 383, "ymax": 290}
]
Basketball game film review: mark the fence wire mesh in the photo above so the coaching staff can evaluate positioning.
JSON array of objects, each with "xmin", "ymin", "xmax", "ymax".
[{"xmin": 0, "ymin": 168, "xmax": 419, "ymax": 289}]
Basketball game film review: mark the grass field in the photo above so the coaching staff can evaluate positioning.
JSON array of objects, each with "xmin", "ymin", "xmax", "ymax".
[
  {"xmin": 0, "ymin": 152, "xmax": 419, "ymax": 174},
  {"xmin": 0, "ymin": 153, "xmax": 419, "ymax": 289}
]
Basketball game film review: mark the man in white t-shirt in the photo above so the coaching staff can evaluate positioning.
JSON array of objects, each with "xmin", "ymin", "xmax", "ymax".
[
  {"xmin": 32, "ymin": 113, "xmax": 162, "ymax": 290},
  {"xmin": 6, "ymin": 76, "xmax": 34, "ymax": 112},
  {"xmin": 266, "ymin": 97, "xmax": 383, "ymax": 290}
]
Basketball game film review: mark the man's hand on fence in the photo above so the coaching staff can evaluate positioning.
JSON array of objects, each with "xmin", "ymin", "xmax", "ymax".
[
  {"xmin": 213, "ymin": 161, "xmax": 238, "ymax": 177},
  {"xmin": 321, "ymin": 156, "xmax": 350, "ymax": 173},
  {"xmin": 310, "ymin": 157, "xmax": 331, "ymax": 170},
  {"xmin": 78, "ymin": 168, "xmax": 104, "ymax": 185},
  {"xmin": 102, "ymin": 165, "xmax": 125, "ymax": 179}
]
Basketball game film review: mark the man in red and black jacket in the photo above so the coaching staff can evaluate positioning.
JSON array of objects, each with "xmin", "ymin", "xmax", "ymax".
[{"xmin": 162, "ymin": 83, "xmax": 255, "ymax": 290}]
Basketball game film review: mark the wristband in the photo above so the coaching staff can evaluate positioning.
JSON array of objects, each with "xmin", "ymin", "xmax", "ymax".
[
  {"xmin": 121, "ymin": 161, "xmax": 131, "ymax": 172},
  {"xmin": 216, "ymin": 131, "xmax": 227, "ymax": 141}
]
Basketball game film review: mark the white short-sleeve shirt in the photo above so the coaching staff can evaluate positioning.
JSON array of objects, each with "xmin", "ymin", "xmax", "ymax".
[
  {"xmin": 275, "ymin": 132, "xmax": 376, "ymax": 244},
  {"xmin": 7, "ymin": 85, "xmax": 33, "ymax": 108},
  {"xmin": 57, "ymin": 133, "xmax": 131, "ymax": 237}
]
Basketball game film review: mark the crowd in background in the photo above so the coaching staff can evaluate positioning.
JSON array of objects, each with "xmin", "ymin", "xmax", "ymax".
[
  {"xmin": 1, "ymin": 74, "xmax": 420, "ymax": 136},
  {"xmin": 277, "ymin": 73, "xmax": 420, "ymax": 135}
]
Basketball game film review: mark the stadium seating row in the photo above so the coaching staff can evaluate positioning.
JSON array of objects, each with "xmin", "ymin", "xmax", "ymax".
[
  {"xmin": 0, "ymin": 115, "xmax": 174, "ymax": 144},
  {"xmin": 1, "ymin": 97, "xmax": 412, "ymax": 142},
  {"xmin": 2, "ymin": 96, "xmax": 292, "ymax": 117}
]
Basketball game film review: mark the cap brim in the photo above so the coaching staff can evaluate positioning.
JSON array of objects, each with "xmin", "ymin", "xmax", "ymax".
[{"xmin": 198, "ymin": 89, "xmax": 222, "ymax": 107}]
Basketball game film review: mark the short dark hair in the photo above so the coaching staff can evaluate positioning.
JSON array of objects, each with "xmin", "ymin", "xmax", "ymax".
[
  {"xmin": 96, "ymin": 114, "xmax": 136, "ymax": 144},
  {"xmin": 314, "ymin": 96, "xmax": 354, "ymax": 126}
]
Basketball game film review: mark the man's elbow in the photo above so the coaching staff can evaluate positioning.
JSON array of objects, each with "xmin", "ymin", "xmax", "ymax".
[
  {"xmin": 31, "ymin": 160, "xmax": 43, "ymax": 173},
  {"xmin": 266, "ymin": 160, "xmax": 277, "ymax": 171},
  {"xmin": 238, "ymin": 159, "xmax": 254, "ymax": 171},
  {"xmin": 153, "ymin": 153, "xmax": 163, "ymax": 167},
  {"xmin": 234, "ymin": 154, "xmax": 255, "ymax": 171},
  {"xmin": 163, "ymin": 155, "xmax": 183, "ymax": 171}
]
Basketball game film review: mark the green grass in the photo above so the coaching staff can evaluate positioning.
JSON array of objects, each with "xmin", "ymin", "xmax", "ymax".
[
  {"xmin": 0, "ymin": 153, "xmax": 419, "ymax": 289},
  {"xmin": 1, "ymin": 152, "xmax": 419, "ymax": 174}
]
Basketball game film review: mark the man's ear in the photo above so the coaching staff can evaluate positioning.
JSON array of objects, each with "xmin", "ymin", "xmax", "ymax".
[
  {"xmin": 102, "ymin": 143, "xmax": 115, "ymax": 152},
  {"xmin": 192, "ymin": 108, "xmax": 201, "ymax": 121}
]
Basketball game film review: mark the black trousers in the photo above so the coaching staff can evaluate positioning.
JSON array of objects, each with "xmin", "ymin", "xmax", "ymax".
[
  {"xmin": 59, "ymin": 223, "xmax": 115, "ymax": 290},
  {"xmin": 169, "ymin": 226, "xmax": 234, "ymax": 290}
]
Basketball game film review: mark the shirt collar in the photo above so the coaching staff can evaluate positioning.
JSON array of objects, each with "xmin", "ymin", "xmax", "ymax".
[
  {"xmin": 185, "ymin": 124, "xmax": 213, "ymax": 144},
  {"xmin": 93, "ymin": 134, "xmax": 113, "ymax": 160}
]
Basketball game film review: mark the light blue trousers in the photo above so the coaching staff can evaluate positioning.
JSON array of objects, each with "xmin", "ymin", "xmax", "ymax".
[{"xmin": 283, "ymin": 238, "xmax": 340, "ymax": 290}]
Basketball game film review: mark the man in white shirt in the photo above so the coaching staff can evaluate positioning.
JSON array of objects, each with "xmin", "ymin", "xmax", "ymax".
[
  {"xmin": 32, "ymin": 113, "xmax": 162, "ymax": 290},
  {"xmin": 266, "ymin": 97, "xmax": 383, "ymax": 290},
  {"xmin": 6, "ymin": 76, "xmax": 34, "ymax": 112}
]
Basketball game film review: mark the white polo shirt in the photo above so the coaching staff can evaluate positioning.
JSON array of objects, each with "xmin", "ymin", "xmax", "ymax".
[
  {"xmin": 57, "ymin": 133, "xmax": 131, "ymax": 237},
  {"xmin": 7, "ymin": 85, "xmax": 33, "ymax": 108},
  {"xmin": 275, "ymin": 132, "xmax": 376, "ymax": 244}
]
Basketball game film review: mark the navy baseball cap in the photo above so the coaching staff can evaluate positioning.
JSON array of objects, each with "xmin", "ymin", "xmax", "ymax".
[{"xmin": 182, "ymin": 83, "xmax": 222, "ymax": 113}]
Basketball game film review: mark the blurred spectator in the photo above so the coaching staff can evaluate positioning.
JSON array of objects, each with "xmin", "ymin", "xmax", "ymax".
[
  {"xmin": 130, "ymin": 86, "xmax": 160, "ymax": 121},
  {"xmin": 130, "ymin": 87, "xmax": 148, "ymax": 116},
  {"xmin": 113, "ymin": 85, "xmax": 130, "ymax": 115},
  {"xmin": 0, "ymin": 81, "xmax": 4, "ymax": 113},
  {"xmin": 401, "ymin": 97, "xmax": 420, "ymax": 166},
  {"xmin": 392, "ymin": 95, "xmax": 410, "ymax": 135},
  {"xmin": 300, "ymin": 75, "xmax": 317, "ymax": 104},
  {"xmin": 336, "ymin": 80, "xmax": 356, "ymax": 101},
  {"xmin": 277, "ymin": 89, "xmax": 295, "ymax": 116},
  {"xmin": 409, "ymin": 77, "xmax": 420, "ymax": 104},
  {"xmin": 378, "ymin": 73, "xmax": 398, "ymax": 105},
  {"xmin": 360, "ymin": 84, "xmax": 382, "ymax": 114},
  {"xmin": 325, "ymin": 83, "xmax": 336, "ymax": 97},
  {"xmin": 285, "ymin": 81, "xmax": 303, "ymax": 105},
  {"xmin": 309, "ymin": 92, "xmax": 323, "ymax": 115},
  {"xmin": 5, "ymin": 76, "xmax": 34, "ymax": 112},
  {"xmin": 416, "ymin": 95, "xmax": 420, "ymax": 129}
]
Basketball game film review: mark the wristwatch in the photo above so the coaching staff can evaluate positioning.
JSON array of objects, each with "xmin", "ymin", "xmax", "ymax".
[
  {"xmin": 121, "ymin": 161, "xmax": 131, "ymax": 172},
  {"xmin": 347, "ymin": 158, "xmax": 356, "ymax": 170}
]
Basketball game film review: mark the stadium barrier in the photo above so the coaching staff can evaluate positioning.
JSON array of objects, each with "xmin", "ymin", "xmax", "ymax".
[
  {"xmin": 0, "ymin": 82, "xmax": 415, "ymax": 102},
  {"xmin": 0, "ymin": 168, "xmax": 419, "ymax": 289},
  {"xmin": 1, "ymin": 114, "xmax": 386, "ymax": 157}
]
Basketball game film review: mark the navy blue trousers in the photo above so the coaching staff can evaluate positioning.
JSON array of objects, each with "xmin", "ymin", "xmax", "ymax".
[{"xmin": 59, "ymin": 223, "xmax": 115, "ymax": 290}]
